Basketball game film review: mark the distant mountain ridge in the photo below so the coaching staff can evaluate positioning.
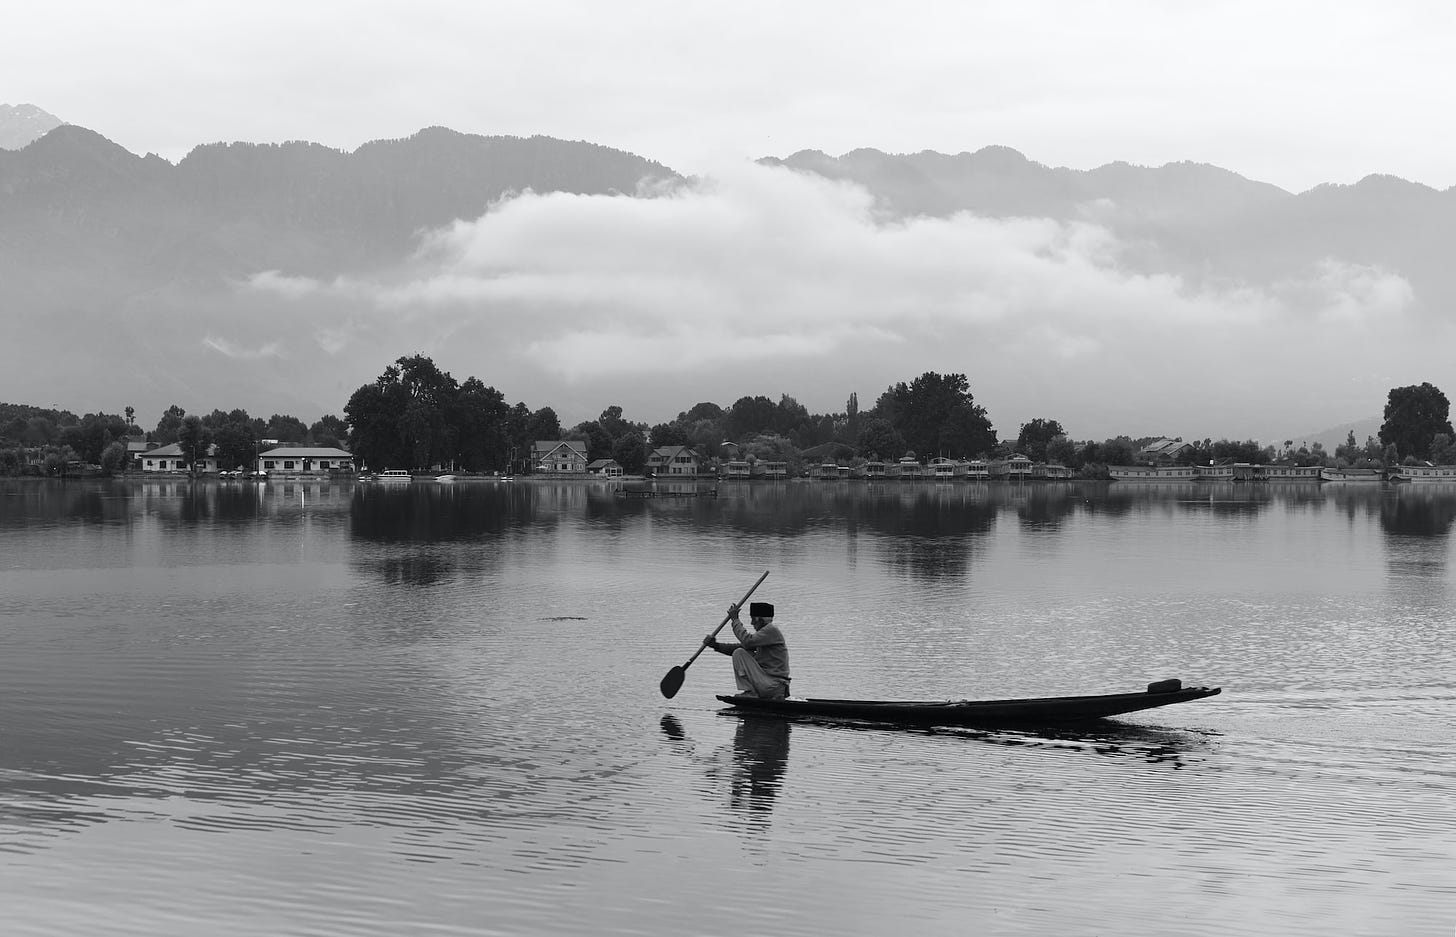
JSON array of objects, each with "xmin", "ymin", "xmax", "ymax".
[
  {"xmin": 0, "ymin": 103, "xmax": 62, "ymax": 150},
  {"xmin": 760, "ymin": 146, "xmax": 1456, "ymax": 310},
  {"xmin": 0, "ymin": 124, "xmax": 681, "ymax": 284}
]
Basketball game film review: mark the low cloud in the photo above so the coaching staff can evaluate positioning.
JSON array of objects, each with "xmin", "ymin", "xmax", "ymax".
[
  {"xmin": 244, "ymin": 161, "xmax": 1429, "ymax": 440},
  {"xmin": 202, "ymin": 336, "xmax": 284, "ymax": 360}
]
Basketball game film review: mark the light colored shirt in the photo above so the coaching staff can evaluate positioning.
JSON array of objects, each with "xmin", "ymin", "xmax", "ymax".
[{"xmin": 726, "ymin": 619, "xmax": 791, "ymax": 683}]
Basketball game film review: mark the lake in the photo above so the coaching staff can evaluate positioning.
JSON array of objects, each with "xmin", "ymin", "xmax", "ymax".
[{"xmin": 1, "ymin": 477, "xmax": 1453, "ymax": 936}]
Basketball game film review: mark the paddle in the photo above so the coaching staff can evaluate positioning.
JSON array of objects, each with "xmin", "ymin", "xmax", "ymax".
[{"xmin": 659, "ymin": 569, "xmax": 770, "ymax": 699}]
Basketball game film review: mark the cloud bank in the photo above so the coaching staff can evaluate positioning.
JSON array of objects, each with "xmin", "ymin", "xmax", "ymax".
[{"xmin": 243, "ymin": 162, "xmax": 1432, "ymax": 441}]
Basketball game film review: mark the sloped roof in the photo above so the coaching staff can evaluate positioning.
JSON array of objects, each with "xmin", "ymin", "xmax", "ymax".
[
  {"xmin": 258, "ymin": 447, "xmax": 353, "ymax": 458},
  {"xmin": 533, "ymin": 440, "xmax": 587, "ymax": 457},
  {"xmin": 144, "ymin": 443, "xmax": 217, "ymax": 457}
]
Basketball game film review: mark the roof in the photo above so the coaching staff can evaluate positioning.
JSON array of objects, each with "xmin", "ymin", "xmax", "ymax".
[
  {"xmin": 650, "ymin": 445, "xmax": 697, "ymax": 459},
  {"xmin": 144, "ymin": 443, "xmax": 217, "ymax": 457},
  {"xmin": 257, "ymin": 447, "xmax": 353, "ymax": 458},
  {"xmin": 532, "ymin": 440, "xmax": 587, "ymax": 457},
  {"xmin": 587, "ymin": 459, "xmax": 620, "ymax": 469}
]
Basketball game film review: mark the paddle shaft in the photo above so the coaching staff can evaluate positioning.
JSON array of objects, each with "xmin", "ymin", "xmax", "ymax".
[{"xmin": 679, "ymin": 569, "xmax": 770, "ymax": 671}]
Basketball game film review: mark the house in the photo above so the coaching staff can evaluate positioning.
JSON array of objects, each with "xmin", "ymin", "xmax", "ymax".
[
  {"xmin": 532, "ymin": 440, "xmax": 589, "ymax": 475},
  {"xmin": 257, "ymin": 447, "xmax": 355, "ymax": 475},
  {"xmin": 648, "ymin": 445, "xmax": 701, "ymax": 477},
  {"xmin": 587, "ymin": 458, "xmax": 623, "ymax": 477},
  {"xmin": 758, "ymin": 460, "xmax": 789, "ymax": 480},
  {"xmin": 1137, "ymin": 438, "xmax": 1193, "ymax": 463},
  {"xmin": 723, "ymin": 460, "xmax": 752, "ymax": 480},
  {"xmin": 141, "ymin": 443, "xmax": 218, "ymax": 473},
  {"xmin": 125, "ymin": 438, "xmax": 152, "ymax": 469}
]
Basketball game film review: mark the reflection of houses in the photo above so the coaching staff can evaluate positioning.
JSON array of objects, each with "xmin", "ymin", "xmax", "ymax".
[
  {"xmin": 648, "ymin": 445, "xmax": 701, "ymax": 477},
  {"xmin": 258, "ymin": 446, "xmax": 354, "ymax": 475},
  {"xmin": 1137, "ymin": 438, "xmax": 1194, "ymax": 462},
  {"xmin": 142, "ymin": 443, "xmax": 218, "ymax": 473},
  {"xmin": 532, "ymin": 440, "xmax": 588, "ymax": 475},
  {"xmin": 587, "ymin": 458, "xmax": 623, "ymax": 477}
]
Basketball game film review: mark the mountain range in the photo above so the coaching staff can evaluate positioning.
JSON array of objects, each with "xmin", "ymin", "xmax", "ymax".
[{"xmin": 0, "ymin": 109, "xmax": 1450, "ymax": 441}]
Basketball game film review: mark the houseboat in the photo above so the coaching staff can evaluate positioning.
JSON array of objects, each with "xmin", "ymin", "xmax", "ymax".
[
  {"xmin": 964, "ymin": 459, "xmax": 990, "ymax": 480},
  {"xmin": 1390, "ymin": 464, "xmax": 1456, "ymax": 483},
  {"xmin": 377, "ymin": 469, "xmax": 413, "ymax": 483},
  {"xmin": 723, "ymin": 460, "xmax": 752, "ymax": 480},
  {"xmin": 864, "ymin": 460, "xmax": 888, "ymax": 480},
  {"xmin": 1109, "ymin": 465, "xmax": 1199, "ymax": 481},
  {"xmin": 989, "ymin": 455, "xmax": 1034, "ymax": 481},
  {"xmin": 1262, "ymin": 464, "xmax": 1323, "ymax": 481},
  {"xmin": 1194, "ymin": 464, "xmax": 1235, "ymax": 481},
  {"xmin": 897, "ymin": 456, "xmax": 928, "ymax": 480},
  {"xmin": 1320, "ymin": 467, "xmax": 1384, "ymax": 483}
]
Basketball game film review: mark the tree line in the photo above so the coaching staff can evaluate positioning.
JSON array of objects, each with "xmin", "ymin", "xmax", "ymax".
[{"xmin": 2, "ymin": 365, "xmax": 1452, "ymax": 477}]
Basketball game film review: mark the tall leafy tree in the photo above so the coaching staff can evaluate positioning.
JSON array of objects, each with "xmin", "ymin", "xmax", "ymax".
[
  {"xmin": 568, "ymin": 421, "xmax": 614, "ymax": 463},
  {"xmin": 611, "ymin": 431, "xmax": 648, "ymax": 474},
  {"xmin": 1015, "ymin": 418, "xmax": 1066, "ymax": 463},
  {"xmin": 884, "ymin": 372, "xmax": 996, "ymax": 458},
  {"xmin": 153, "ymin": 404, "xmax": 186, "ymax": 445},
  {"xmin": 725, "ymin": 395, "xmax": 778, "ymax": 440},
  {"xmin": 452, "ymin": 378, "xmax": 510, "ymax": 471},
  {"xmin": 176, "ymin": 415, "xmax": 213, "ymax": 470},
  {"xmin": 855, "ymin": 417, "xmax": 906, "ymax": 460},
  {"xmin": 1379, "ymin": 382, "xmax": 1453, "ymax": 461}
]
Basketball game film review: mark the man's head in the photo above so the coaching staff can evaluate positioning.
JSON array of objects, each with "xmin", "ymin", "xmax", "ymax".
[{"xmin": 749, "ymin": 601, "xmax": 774, "ymax": 629}]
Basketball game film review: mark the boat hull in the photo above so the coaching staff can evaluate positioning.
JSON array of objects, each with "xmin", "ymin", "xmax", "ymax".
[{"xmin": 715, "ymin": 684, "xmax": 1220, "ymax": 727}]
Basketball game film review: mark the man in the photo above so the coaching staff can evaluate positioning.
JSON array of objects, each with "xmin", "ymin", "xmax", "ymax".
[{"xmin": 704, "ymin": 601, "xmax": 791, "ymax": 699}]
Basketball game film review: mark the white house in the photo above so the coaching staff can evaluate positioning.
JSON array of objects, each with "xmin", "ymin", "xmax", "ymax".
[
  {"xmin": 532, "ymin": 440, "xmax": 589, "ymax": 475},
  {"xmin": 141, "ymin": 443, "xmax": 218, "ymax": 473},
  {"xmin": 257, "ymin": 446, "xmax": 355, "ymax": 475}
]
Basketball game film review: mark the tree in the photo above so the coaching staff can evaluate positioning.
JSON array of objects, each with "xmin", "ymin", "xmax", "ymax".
[
  {"xmin": 451, "ymin": 378, "xmax": 510, "ymax": 472},
  {"xmin": 1046, "ymin": 435, "xmax": 1076, "ymax": 466},
  {"xmin": 855, "ymin": 417, "xmax": 905, "ymax": 460},
  {"xmin": 524, "ymin": 406, "xmax": 562, "ymax": 444},
  {"xmin": 568, "ymin": 421, "xmax": 614, "ymax": 463},
  {"xmin": 213, "ymin": 421, "xmax": 258, "ymax": 471},
  {"xmin": 266, "ymin": 414, "xmax": 309, "ymax": 443},
  {"xmin": 1431, "ymin": 433, "xmax": 1456, "ymax": 465},
  {"xmin": 649, "ymin": 422, "xmax": 691, "ymax": 449},
  {"xmin": 99, "ymin": 440, "xmax": 128, "ymax": 474},
  {"xmin": 678, "ymin": 402, "xmax": 724, "ymax": 423},
  {"xmin": 725, "ymin": 395, "xmax": 778, "ymax": 440},
  {"xmin": 611, "ymin": 431, "xmax": 648, "ymax": 474},
  {"xmin": 598, "ymin": 405, "xmax": 629, "ymax": 439},
  {"xmin": 153, "ymin": 404, "xmax": 186, "ymax": 445},
  {"xmin": 1379, "ymin": 382, "xmax": 1453, "ymax": 461},
  {"xmin": 1015, "ymin": 418, "xmax": 1066, "ymax": 463},
  {"xmin": 310, "ymin": 414, "xmax": 348, "ymax": 448},
  {"xmin": 176, "ymin": 415, "xmax": 213, "ymax": 471},
  {"xmin": 882, "ymin": 372, "xmax": 996, "ymax": 458},
  {"xmin": 124, "ymin": 406, "xmax": 135, "ymax": 427}
]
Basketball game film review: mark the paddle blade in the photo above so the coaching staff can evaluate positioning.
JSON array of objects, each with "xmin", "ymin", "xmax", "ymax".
[{"xmin": 660, "ymin": 665, "xmax": 687, "ymax": 699}]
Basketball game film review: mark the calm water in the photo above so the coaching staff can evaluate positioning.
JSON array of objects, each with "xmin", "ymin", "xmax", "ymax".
[{"xmin": 1, "ymin": 477, "xmax": 1453, "ymax": 936}]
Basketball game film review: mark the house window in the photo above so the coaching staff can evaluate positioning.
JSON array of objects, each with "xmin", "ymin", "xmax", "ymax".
[
  {"xmin": 265, "ymin": 461, "xmax": 276, "ymax": 470},
  {"xmin": 284, "ymin": 461, "xmax": 295, "ymax": 470}
]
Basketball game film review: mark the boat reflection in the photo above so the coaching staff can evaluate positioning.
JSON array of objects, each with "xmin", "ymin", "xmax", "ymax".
[
  {"xmin": 726, "ymin": 716, "xmax": 791, "ymax": 814},
  {"xmin": 713, "ymin": 710, "xmax": 1213, "ymax": 770}
]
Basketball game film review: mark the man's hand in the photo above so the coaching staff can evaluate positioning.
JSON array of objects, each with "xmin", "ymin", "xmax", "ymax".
[
  {"xmin": 726, "ymin": 603, "xmax": 740, "ymax": 620},
  {"xmin": 702, "ymin": 634, "xmax": 717, "ymax": 648}
]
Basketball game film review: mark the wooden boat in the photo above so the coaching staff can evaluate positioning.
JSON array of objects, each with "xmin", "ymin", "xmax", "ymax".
[{"xmin": 716, "ymin": 679, "xmax": 1220, "ymax": 727}]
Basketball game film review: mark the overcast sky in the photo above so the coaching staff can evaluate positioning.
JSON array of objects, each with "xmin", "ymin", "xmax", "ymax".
[
  {"xmin": 5, "ymin": 1, "xmax": 1456, "ymax": 442},
  {"xmin": 8, "ymin": 0, "xmax": 1456, "ymax": 192}
]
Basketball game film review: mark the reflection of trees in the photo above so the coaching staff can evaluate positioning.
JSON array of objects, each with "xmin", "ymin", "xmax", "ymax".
[
  {"xmin": 349, "ymin": 483, "xmax": 547, "ymax": 542},
  {"xmin": 0, "ymin": 478, "xmax": 134, "ymax": 529},
  {"xmin": 1380, "ymin": 487, "xmax": 1456, "ymax": 538}
]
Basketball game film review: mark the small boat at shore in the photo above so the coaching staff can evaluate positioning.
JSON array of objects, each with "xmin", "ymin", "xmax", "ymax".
[
  {"xmin": 376, "ymin": 469, "xmax": 413, "ymax": 483},
  {"xmin": 716, "ymin": 679, "xmax": 1220, "ymax": 727}
]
